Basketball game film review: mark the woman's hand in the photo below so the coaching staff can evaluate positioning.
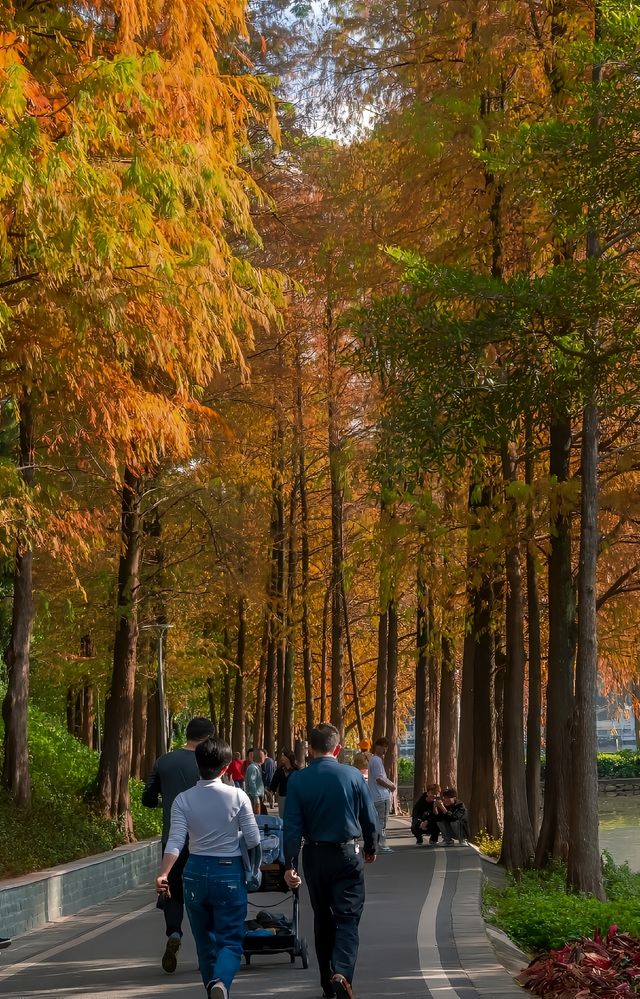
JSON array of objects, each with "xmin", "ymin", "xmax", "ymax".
[{"xmin": 156, "ymin": 875, "xmax": 171, "ymax": 898}]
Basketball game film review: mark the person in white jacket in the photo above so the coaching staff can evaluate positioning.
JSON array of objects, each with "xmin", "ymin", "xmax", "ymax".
[{"xmin": 156, "ymin": 737, "xmax": 260, "ymax": 999}]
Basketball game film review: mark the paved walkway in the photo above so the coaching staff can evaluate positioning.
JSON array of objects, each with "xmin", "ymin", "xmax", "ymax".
[{"xmin": 0, "ymin": 819, "xmax": 525, "ymax": 998}]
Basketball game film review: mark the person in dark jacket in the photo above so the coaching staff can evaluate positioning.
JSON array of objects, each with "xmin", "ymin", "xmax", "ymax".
[
  {"xmin": 283, "ymin": 723, "xmax": 378, "ymax": 999},
  {"xmin": 143, "ymin": 716, "xmax": 215, "ymax": 973},
  {"xmin": 434, "ymin": 787, "xmax": 469, "ymax": 845},
  {"xmin": 411, "ymin": 783, "xmax": 441, "ymax": 845},
  {"xmin": 270, "ymin": 750, "xmax": 299, "ymax": 817}
]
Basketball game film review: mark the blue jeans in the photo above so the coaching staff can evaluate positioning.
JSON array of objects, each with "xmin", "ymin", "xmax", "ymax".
[{"xmin": 182, "ymin": 854, "xmax": 247, "ymax": 991}]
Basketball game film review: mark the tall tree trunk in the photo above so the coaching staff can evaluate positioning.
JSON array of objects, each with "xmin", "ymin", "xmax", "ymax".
[
  {"xmin": 329, "ymin": 390, "xmax": 345, "ymax": 739},
  {"xmin": 457, "ymin": 482, "xmax": 480, "ymax": 807},
  {"xmin": 342, "ymin": 583, "xmax": 364, "ymax": 741},
  {"xmin": 373, "ymin": 606, "xmax": 388, "ymax": 744},
  {"xmin": 231, "ymin": 597, "xmax": 246, "ymax": 757},
  {"xmin": 131, "ymin": 676, "xmax": 147, "ymax": 779},
  {"xmin": 96, "ymin": 465, "xmax": 143, "ymax": 836},
  {"xmin": 500, "ymin": 446, "xmax": 536, "ymax": 871},
  {"xmin": 282, "ymin": 481, "xmax": 297, "ymax": 752},
  {"xmin": 253, "ymin": 616, "xmax": 268, "ymax": 752},
  {"xmin": 469, "ymin": 571, "xmax": 501, "ymax": 838},
  {"xmin": 144, "ymin": 683, "xmax": 158, "ymax": 775},
  {"xmin": 222, "ymin": 626, "xmax": 232, "ymax": 744},
  {"xmin": 2, "ymin": 393, "xmax": 35, "ymax": 806},
  {"xmin": 567, "ymin": 397, "xmax": 604, "ymax": 897},
  {"xmin": 426, "ymin": 594, "xmax": 439, "ymax": 785},
  {"xmin": 66, "ymin": 687, "xmax": 75, "ymax": 735},
  {"xmin": 296, "ymin": 335, "xmax": 315, "ymax": 740},
  {"xmin": 82, "ymin": 683, "xmax": 95, "ymax": 750},
  {"xmin": 264, "ymin": 613, "xmax": 276, "ymax": 757},
  {"xmin": 414, "ymin": 560, "xmax": 429, "ymax": 799},
  {"xmin": 525, "ymin": 418, "xmax": 542, "ymax": 837},
  {"xmin": 320, "ymin": 586, "xmax": 330, "ymax": 723},
  {"xmin": 206, "ymin": 675, "xmax": 218, "ymax": 731},
  {"xmin": 439, "ymin": 632, "xmax": 458, "ymax": 788},
  {"xmin": 385, "ymin": 599, "xmax": 399, "ymax": 796},
  {"xmin": 536, "ymin": 417, "xmax": 576, "ymax": 866}
]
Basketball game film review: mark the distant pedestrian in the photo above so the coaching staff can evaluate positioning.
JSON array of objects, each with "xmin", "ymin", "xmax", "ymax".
[
  {"xmin": 367, "ymin": 737, "xmax": 396, "ymax": 854},
  {"xmin": 245, "ymin": 748, "xmax": 265, "ymax": 814},
  {"xmin": 228, "ymin": 752, "xmax": 245, "ymax": 788},
  {"xmin": 142, "ymin": 715, "xmax": 215, "ymax": 974},
  {"xmin": 261, "ymin": 749, "xmax": 277, "ymax": 807},
  {"xmin": 283, "ymin": 723, "xmax": 378, "ymax": 999},
  {"xmin": 270, "ymin": 750, "xmax": 299, "ymax": 817},
  {"xmin": 411, "ymin": 784, "xmax": 442, "ymax": 845},
  {"xmin": 434, "ymin": 787, "xmax": 469, "ymax": 845},
  {"xmin": 156, "ymin": 736, "xmax": 260, "ymax": 999}
]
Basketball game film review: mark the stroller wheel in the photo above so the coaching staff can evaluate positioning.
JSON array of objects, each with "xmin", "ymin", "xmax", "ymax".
[
  {"xmin": 300, "ymin": 938, "xmax": 309, "ymax": 969},
  {"xmin": 245, "ymin": 954, "xmax": 251, "ymax": 965},
  {"xmin": 290, "ymin": 950, "xmax": 295, "ymax": 963}
]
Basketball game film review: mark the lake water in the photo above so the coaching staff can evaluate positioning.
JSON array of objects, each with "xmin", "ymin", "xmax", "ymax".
[{"xmin": 599, "ymin": 797, "xmax": 640, "ymax": 870}]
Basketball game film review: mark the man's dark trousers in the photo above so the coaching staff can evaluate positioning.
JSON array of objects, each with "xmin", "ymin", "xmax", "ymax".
[
  {"xmin": 302, "ymin": 842, "xmax": 365, "ymax": 989},
  {"xmin": 161, "ymin": 843, "xmax": 190, "ymax": 936}
]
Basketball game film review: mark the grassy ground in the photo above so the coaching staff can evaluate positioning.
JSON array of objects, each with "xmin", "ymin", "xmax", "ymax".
[
  {"xmin": 0, "ymin": 704, "xmax": 161, "ymax": 878},
  {"xmin": 483, "ymin": 853, "xmax": 640, "ymax": 954}
]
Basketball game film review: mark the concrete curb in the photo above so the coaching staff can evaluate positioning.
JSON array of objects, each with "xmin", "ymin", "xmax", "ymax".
[{"xmin": 0, "ymin": 838, "xmax": 161, "ymax": 938}]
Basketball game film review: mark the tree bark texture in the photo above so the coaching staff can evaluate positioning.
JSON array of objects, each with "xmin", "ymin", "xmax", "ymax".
[
  {"xmin": 385, "ymin": 599, "xmax": 399, "ymax": 794},
  {"xmin": 525, "ymin": 421, "xmax": 542, "ymax": 836},
  {"xmin": 567, "ymin": 398, "xmax": 604, "ymax": 897},
  {"xmin": 414, "ymin": 563, "xmax": 429, "ymax": 799},
  {"xmin": 96, "ymin": 464, "xmax": 143, "ymax": 836},
  {"xmin": 469, "ymin": 573, "xmax": 501, "ymax": 838},
  {"xmin": 296, "ymin": 337, "xmax": 315, "ymax": 740},
  {"xmin": 131, "ymin": 676, "xmax": 147, "ymax": 780},
  {"xmin": 536, "ymin": 417, "xmax": 575, "ymax": 866},
  {"xmin": 328, "ymin": 389, "xmax": 345, "ymax": 739},
  {"xmin": 439, "ymin": 632, "xmax": 458, "ymax": 788},
  {"xmin": 231, "ymin": 597, "xmax": 246, "ymax": 757},
  {"xmin": 426, "ymin": 594, "xmax": 440, "ymax": 785},
  {"xmin": 499, "ymin": 447, "xmax": 536, "ymax": 870},
  {"xmin": 2, "ymin": 393, "xmax": 35, "ymax": 806}
]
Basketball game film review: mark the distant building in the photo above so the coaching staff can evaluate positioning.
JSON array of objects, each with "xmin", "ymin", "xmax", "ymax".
[{"xmin": 596, "ymin": 695, "xmax": 637, "ymax": 751}]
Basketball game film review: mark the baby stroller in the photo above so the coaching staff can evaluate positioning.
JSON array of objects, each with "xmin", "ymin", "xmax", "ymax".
[{"xmin": 243, "ymin": 814, "xmax": 309, "ymax": 969}]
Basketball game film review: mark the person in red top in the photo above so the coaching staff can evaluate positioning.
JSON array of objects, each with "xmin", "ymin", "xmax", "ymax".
[{"xmin": 228, "ymin": 752, "xmax": 245, "ymax": 788}]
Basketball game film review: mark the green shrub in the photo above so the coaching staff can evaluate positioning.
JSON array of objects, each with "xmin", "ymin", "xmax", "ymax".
[
  {"xmin": 483, "ymin": 855, "xmax": 640, "ymax": 954},
  {"xmin": 398, "ymin": 757, "xmax": 414, "ymax": 781},
  {"xmin": 0, "ymin": 702, "xmax": 161, "ymax": 877},
  {"xmin": 597, "ymin": 751, "xmax": 640, "ymax": 779},
  {"xmin": 474, "ymin": 830, "xmax": 502, "ymax": 859}
]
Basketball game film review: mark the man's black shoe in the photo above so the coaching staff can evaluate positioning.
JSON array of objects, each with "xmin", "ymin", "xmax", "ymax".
[
  {"xmin": 161, "ymin": 933, "xmax": 181, "ymax": 973},
  {"xmin": 330, "ymin": 974, "xmax": 353, "ymax": 999},
  {"xmin": 322, "ymin": 990, "xmax": 336, "ymax": 998},
  {"xmin": 0, "ymin": 938, "xmax": 11, "ymax": 950}
]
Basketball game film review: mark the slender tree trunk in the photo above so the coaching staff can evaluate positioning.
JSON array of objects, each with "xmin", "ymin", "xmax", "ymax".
[
  {"xmin": 2, "ymin": 393, "xmax": 35, "ymax": 806},
  {"xmin": 295, "ymin": 336, "xmax": 315, "ymax": 740},
  {"xmin": 82, "ymin": 683, "xmax": 95, "ymax": 750},
  {"xmin": 320, "ymin": 586, "xmax": 330, "ymax": 723},
  {"xmin": 144, "ymin": 683, "xmax": 158, "ymax": 775},
  {"xmin": 206, "ymin": 676, "xmax": 218, "ymax": 731},
  {"xmin": 385, "ymin": 599, "xmax": 399, "ymax": 797},
  {"xmin": 282, "ymin": 481, "xmax": 297, "ymax": 753},
  {"xmin": 342, "ymin": 583, "xmax": 364, "ymax": 741},
  {"xmin": 96, "ymin": 465, "xmax": 143, "ymax": 836},
  {"xmin": 264, "ymin": 613, "xmax": 276, "ymax": 757},
  {"xmin": 500, "ymin": 446, "xmax": 536, "ymax": 870},
  {"xmin": 525, "ymin": 418, "xmax": 542, "ymax": 836},
  {"xmin": 66, "ymin": 687, "xmax": 75, "ymax": 735},
  {"xmin": 426, "ymin": 594, "xmax": 439, "ymax": 785},
  {"xmin": 567, "ymin": 396, "xmax": 604, "ymax": 897},
  {"xmin": 414, "ymin": 560, "xmax": 429, "ymax": 799},
  {"xmin": 457, "ymin": 482, "xmax": 480, "ymax": 807},
  {"xmin": 536, "ymin": 417, "xmax": 576, "ymax": 866},
  {"xmin": 231, "ymin": 597, "xmax": 246, "ymax": 757},
  {"xmin": 131, "ymin": 676, "xmax": 147, "ymax": 779},
  {"xmin": 253, "ymin": 616, "xmax": 268, "ymax": 752},
  {"xmin": 74, "ymin": 689, "xmax": 83, "ymax": 738},
  {"xmin": 439, "ymin": 632, "xmax": 458, "ymax": 788},
  {"xmin": 470, "ymin": 571, "xmax": 501, "ymax": 838},
  {"xmin": 222, "ymin": 626, "xmax": 232, "ymax": 744},
  {"xmin": 329, "ymin": 390, "xmax": 345, "ymax": 739},
  {"xmin": 373, "ymin": 607, "xmax": 388, "ymax": 744}
]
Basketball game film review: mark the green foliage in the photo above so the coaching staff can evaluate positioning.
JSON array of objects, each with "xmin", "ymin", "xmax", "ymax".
[
  {"xmin": 474, "ymin": 830, "xmax": 502, "ymax": 859},
  {"xmin": 597, "ymin": 752, "xmax": 640, "ymax": 778},
  {"xmin": 484, "ymin": 854, "xmax": 640, "ymax": 954},
  {"xmin": 0, "ymin": 702, "xmax": 161, "ymax": 877},
  {"xmin": 398, "ymin": 757, "xmax": 415, "ymax": 781}
]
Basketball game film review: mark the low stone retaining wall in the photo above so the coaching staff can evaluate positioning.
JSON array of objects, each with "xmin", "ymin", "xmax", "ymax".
[{"xmin": 0, "ymin": 838, "xmax": 161, "ymax": 939}]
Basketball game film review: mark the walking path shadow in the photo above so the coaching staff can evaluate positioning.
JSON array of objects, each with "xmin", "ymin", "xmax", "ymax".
[{"xmin": 0, "ymin": 818, "xmax": 524, "ymax": 998}]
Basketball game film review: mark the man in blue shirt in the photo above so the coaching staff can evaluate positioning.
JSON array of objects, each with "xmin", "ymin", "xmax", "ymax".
[{"xmin": 284, "ymin": 723, "xmax": 378, "ymax": 999}]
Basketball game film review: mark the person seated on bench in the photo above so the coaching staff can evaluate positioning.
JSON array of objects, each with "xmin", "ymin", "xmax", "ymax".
[
  {"xmin": 411, "ymin": 783, "xmax": 441, "ymax": 845},
  {"xmin": 434, "ymin": 787, "xmax": 469, "ymax": 845}
]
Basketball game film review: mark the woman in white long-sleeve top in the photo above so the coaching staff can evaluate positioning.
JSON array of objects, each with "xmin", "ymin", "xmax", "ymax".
[{"xmin": 156, "ymin": 737, "xmax": 260, "ymax": 999}]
